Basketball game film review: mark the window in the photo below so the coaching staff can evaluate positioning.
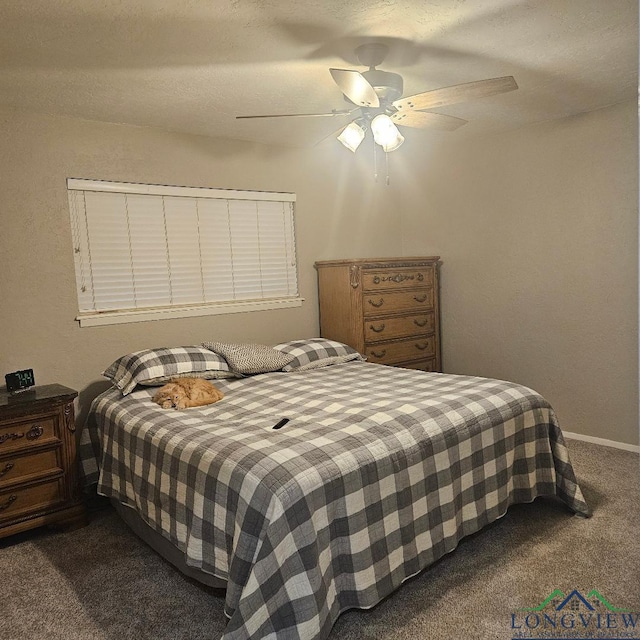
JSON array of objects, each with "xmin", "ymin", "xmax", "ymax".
[{"xmin": 67, "ymin": 179, "xmax": 300, "ymax": 327}]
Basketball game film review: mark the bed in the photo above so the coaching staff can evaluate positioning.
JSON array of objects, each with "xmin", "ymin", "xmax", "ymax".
[{"xmin": 79, "ymin": 340, "xmax": 590, "ymax": 640}]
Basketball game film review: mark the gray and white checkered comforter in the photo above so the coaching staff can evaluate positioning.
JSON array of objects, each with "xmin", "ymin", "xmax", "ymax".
[{"xmin": 79, "ymin": 361, "xmax": 590, "ymax": 640}]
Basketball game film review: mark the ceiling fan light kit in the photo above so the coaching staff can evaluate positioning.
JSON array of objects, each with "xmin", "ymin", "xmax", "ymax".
[
  {"xmin": 370, "ymin": 114, "xmax": 404, "ymax": 152},
  {"xmin": 337, "ymin": 120, "xmax": 367, "ymax": 152},
  {"xmin": 236, "ymin": 41, "xmax": 518, "ymax": 158}
]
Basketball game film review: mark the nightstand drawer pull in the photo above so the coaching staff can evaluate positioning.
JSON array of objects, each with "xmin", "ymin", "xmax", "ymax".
[
  {"xmin": 413, "ymin": 295, "xmax": 428, "ymax": 303},
  {"xmin": 368, "ymin": 298, "xmax": 384, "ymax": 308},
  {"xmin": 26, "ymin": 425, "xmax": 44, "ymax": 440},
  {"xmin": 371, "ymin": 350, "xmax": 387, "ymax": 358},
  {"xmin": 0, "ymin": 424, "xmax": 43, "ymax": 446},
  {"xmin": 414, "ymin": 318, "xmax": 428, "ymax": 327},
  {"xmin": 0, "ymin": 433, "xmax": 25, "ymax": 446},
  {"xmin": 415, "ymin": 343, "xmax": 429, "ymax": 350},
  {"xmin": 0, "ymin": 495, "xmax": 17, "ymax": 511},
  {"xmin": 0, "ymin": 463, "xmax": 14, "ymax": 479},
  {"xmin": 370, "ymin": 323, "xmax": 386, "ymax": 333}
]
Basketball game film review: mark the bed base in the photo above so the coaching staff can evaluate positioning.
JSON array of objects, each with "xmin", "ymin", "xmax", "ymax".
[{"xmin": 110, "ymin": 498, "xmax": 227, "ymax": 590}]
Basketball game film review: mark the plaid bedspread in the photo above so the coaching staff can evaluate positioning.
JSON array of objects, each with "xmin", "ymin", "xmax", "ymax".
[{"xmin": 79, "ymin": 362, "xmax": 590, "ymax": 640}]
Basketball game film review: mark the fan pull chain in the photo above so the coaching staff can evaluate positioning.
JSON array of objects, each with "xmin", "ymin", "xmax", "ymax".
[
  {"xmin": 372, "ymin": 144, "xmax": 391, "ymax": 185},
  {"xmin": 373, "ymin": 141, "xmax": 378, "ymax": 183}
]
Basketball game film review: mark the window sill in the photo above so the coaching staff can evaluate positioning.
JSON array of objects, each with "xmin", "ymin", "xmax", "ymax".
[{"xmin": 76, "ymin": 298, "xmax": 304, "ymax": 327}]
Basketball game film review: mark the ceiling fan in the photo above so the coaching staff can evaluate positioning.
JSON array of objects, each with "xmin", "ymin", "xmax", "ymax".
[{"xmin": 237, "ymin": 42, "xmax": 518, "ymax": 152}]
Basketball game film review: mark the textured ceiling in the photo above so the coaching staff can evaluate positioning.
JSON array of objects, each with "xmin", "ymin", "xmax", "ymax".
[{"xmin": 0, "ymin": 0, "xmax": 637, "ymax": 148}]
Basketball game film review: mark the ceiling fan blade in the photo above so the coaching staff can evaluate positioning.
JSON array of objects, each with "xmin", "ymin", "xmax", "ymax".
[
  {"xmin": 391, "ymin": 110, "xmax": 467, "ymax": 131},
  {"xmin": 329, "ymin": 69, "xmax": 380, "ymax": 107},
  {"xmin": 393, "ymin": 76, "xmax": 518, "ymax": 112},
  {"xmin": 236, "ymin": 109, "xmax": 355, "ymax": 119}
]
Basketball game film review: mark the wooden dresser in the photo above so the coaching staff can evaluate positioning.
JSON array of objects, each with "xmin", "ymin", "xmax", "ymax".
[
  {"xmin": 0, "ymin": 384, "xmax": 86, "ymax": 538},
  {"xmin": 315, "ymin": 257, "xmax": 441, "ymax": 372}
]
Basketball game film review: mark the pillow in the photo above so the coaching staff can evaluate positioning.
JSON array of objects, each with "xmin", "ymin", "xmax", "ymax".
[
  {"xmin": 103, "ymin": 346, "xmax": 236, "ymax": 396},
  {"xmin": 273, "ymin": 338, "xmax": 365, "ymax": 371},
  {"xmin": 202, "ymin": 342, "xmax": 294, "ymax": 375},
  {"xmin": 137, "ymin": 369, "xmax": 236, "ymax": 387}
]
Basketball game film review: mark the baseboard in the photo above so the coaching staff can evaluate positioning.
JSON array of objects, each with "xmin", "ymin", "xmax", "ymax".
[{"xmin": 563, "ymin": 431, "xmax": 640, "ymax": 454}]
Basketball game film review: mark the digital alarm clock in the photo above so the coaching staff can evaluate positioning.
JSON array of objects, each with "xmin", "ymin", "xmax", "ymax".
[{"xmin": 5, "ymin": 369, "xmax": 35, "ymax": 393}]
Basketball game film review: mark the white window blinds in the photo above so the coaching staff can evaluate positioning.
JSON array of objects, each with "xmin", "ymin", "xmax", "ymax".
[{"xmin": 67, "ymin": 179, "xmax": 300, "ymax": 326}]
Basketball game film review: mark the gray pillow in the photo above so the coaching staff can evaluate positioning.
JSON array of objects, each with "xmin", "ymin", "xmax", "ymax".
[
  {"xmin": 103, "ymin": 346, "xmax": 235, "ymax": 396},
  {"xmin": 273, "ymin": 338, "xmax": 365, "ymax": 371},
  {"xmin": 202, "ymin": 341, "xmax": 294, "ymax": 375}
]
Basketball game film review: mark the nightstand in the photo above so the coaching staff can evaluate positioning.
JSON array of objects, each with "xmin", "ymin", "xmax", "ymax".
[{"xmin": 0, "ymin": 384, "xmax": 87, "ymax": 538}]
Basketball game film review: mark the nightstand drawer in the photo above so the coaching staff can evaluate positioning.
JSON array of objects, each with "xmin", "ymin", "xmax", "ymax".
[
  {"xmin": 0, "ymin": 416, "xmax": 58, "ymax": 454},
  {"xmin": 0, "ymin": 384, "xmax": 86, "ymax": 538},
  {"xmin": 365, "ymin": 336, "xmax": 436, "ymax": 365},
  {"xmin": 0, "ymin": 449, "xmax": 62, "ymax": 489},
  {"xmin": 363, "ymin": 288, "xmax": 434, "ymax": 316},
  {"xmin": 364, "ymin": 312, "xmax": 435, "ymax": 342},
  {"xmin": 362, "ymin": 267, "xmax": 433, "ymax": 292},
  {"xmin": 0, "ymin": 479, "xmax": 64, "ymax": 523}
]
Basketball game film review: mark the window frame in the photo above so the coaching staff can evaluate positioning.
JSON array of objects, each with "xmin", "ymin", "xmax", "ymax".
[{"xmin": 67, "ymin": 179, "xmax": 302, "ymax": 327}]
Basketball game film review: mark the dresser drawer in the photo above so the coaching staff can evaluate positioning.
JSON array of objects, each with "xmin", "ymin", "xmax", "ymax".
[
  {"xmin": 364, "ymin": 312, "xmax": 435, "ymax": 343},
  {"xmin": 0, "ymin": 478, "xmax": 64, "ymax": 523},
  {"xmin": 362, "ymin": 267, "xmax": 433, "ymax": 292},
  {"xmin": 363, "ymin": 288, "xmax": 433, "ymax": 316},
  {"xmin": 0, "ymin": 416, "xmax": 58, "ymax": 455},
  {"xmin": 315, "ymin": 257, "xmax": 441, "ymax": 374},
  {"xmin": 0, "ymin": 449, "xmax": 62, "ymax": 489},
  {"xmin": 365, "ymin": 336, "xmax": 436, "ymax": 365},
  {"xmin": 396, "ymin": 358, "xmax": 439, "ymax": 373}
]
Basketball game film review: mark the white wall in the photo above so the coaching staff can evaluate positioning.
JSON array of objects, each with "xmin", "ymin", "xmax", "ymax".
[
  {"xmin": 0, "ymin": 107, "xmax": 402, "ymax": 417},
  {"xmin": 398, "ymin": 100, "xmax": 638, "ymax": 446},
  {"xmin": 1, "ymin": 102, "xmax": 637, "ymax": 447}
]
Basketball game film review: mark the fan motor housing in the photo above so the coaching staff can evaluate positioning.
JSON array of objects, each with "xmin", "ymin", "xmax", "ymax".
[{"xmin": 362, "ymin": 69, "xmax": 403, "ymax": 103}]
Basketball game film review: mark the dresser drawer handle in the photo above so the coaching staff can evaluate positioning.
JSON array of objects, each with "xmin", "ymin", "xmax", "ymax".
[
  {"xmin": 0, "ymin": 462, "xmax": 15, "ymax": 479},
  {"xmin": 368, "ymin": 298, "xmax": 384, "ymax": 308},
  {"xmin": 370, "ymin": 323, "xmax": 386, "ymax": 333},
  {"xmin": 26, "ymin": 425, "xmax": 44, "ymax": 440},
  {"xmin": 0, "ymin": 432, "xmax": 25, "ymax": 446},
  {"xmin": 372, "ymin": 273, "xmax": 425, "ymax": 284},
  {"xmin": 413, "ymin": 295, "xmax": 428, "ymax": 303},
  {"xmin": 370, "ymin": 350, "xmax": 387, "ymax": 359},
  {"xmin": 414, "ymin": 318, "xmax": 428, "ymax": 327},
  {"xmin": 415, "ymin": 343, "xmax": 429, "ymax": 351},
  {"xmin": 0, "ymin": 495, "xmax": 17, "ymax": 511}
]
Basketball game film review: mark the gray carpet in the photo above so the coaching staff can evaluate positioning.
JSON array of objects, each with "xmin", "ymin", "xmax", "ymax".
[{"xmin": 1, "ymin": 439, "xmax": 638, "ymax": 640}]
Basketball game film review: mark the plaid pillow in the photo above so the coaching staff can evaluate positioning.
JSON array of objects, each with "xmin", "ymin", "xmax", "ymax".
[
  {"xmin": 103, "ymin": 346, "xmax": 235, "ymax": 395},
  {"xmin": 273, "ymin": 338, "xmax": 365, "ymax": 371},
  {"xmin": 202, "ymin": 342, "xmax": 294, "ymax": 375}
]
